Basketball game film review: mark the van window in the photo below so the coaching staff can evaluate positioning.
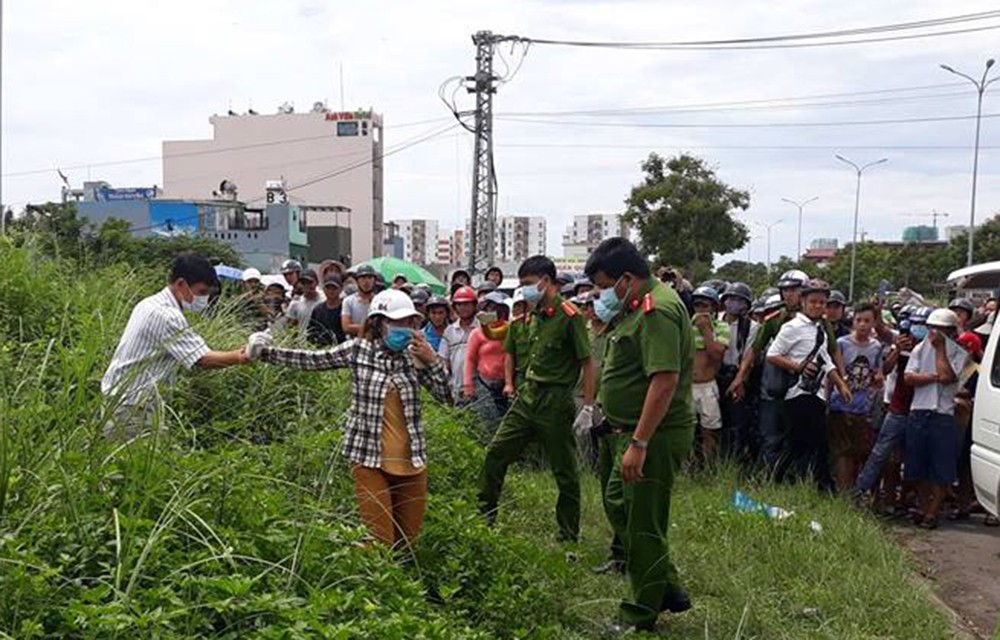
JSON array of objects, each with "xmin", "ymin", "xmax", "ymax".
[{"xmin": 992, "ymin": 331, "xmax": 1000, "ymax": 388}]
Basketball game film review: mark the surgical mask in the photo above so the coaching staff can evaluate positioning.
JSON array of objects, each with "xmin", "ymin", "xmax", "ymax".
[
  {"xmin": 910, "ymin": 324, "xmax": 929, "ymax": 341},
  {"xmin": 181, "ymin": 285, "xmax": 210, "ymax": 314},
  {"xmin": 598, "ymin": 276, "xmax": 627, "ymax": 312},
  {"xmin": 522, "ymin": 280, "xmax": 546, "ymax": 304},
  {"xmin": 383, "ymin": 327, "xmax": 413, "ymax": 352},
  {"xmin": 593, "ymin": 298, "xmax": 619, "ymax": 324},
  {"xmin": 724, "ymin": 298, "xmax": 748, "ymax": 316}
]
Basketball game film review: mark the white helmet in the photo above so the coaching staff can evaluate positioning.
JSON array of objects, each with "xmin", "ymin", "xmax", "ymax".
[
  {"xmin": 242, "ymin": 267, "xmax": 262, "ymax": 282},
  {"xmin": 776, "ymin": 269, "xmax": 809, "ymax": 289},
  {"xmin": 926, "ymin": 308, "xmax": 959, "ymax": 329},
  {"xmin": 512, "ymin": 287, "xmax": 525, "ymax": 305},
  {"xmin": 368, "ymin": 289, "xmax": 423, "ymax": 321}
]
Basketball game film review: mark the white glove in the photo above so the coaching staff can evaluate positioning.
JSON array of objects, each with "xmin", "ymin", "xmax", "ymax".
[
  {"xmin": 246, "ymin": 330, "xmax": 273, "ymax": 361},
  {"xmin": 573, "ymin": 405, "xmax": 595, "ymax": 436}
]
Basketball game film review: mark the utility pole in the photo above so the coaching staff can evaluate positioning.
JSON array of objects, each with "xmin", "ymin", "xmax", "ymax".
[
  {"xmin": 753, "ymin": 220, "xmax": 782, "ymax": 276},
  {"xmin": 782, "ymin": 196, "xmax": 818, "ymax": 260},
  {"xmin": 940, "ymin": 59, "xmax": 998, "ymax": 266},
  {"xmin": 465, "ymin": 31, "xmax": 516, "ymax": 275},
  {"xmin": 836, "ymin": 154, "xmax": 888, "ymax": 303}
]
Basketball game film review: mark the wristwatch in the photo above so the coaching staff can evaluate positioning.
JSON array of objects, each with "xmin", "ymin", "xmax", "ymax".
[{"xmin": 630, "ymin": 437, "xmax": 649, "ymax": 450}]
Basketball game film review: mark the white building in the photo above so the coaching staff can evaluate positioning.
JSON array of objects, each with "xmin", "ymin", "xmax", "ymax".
[
  {"xmin": 162, "ymin": 103, "xmax": 383, "ymax": 262},
  {"xmin": 562, "ymin": 213, "xmax": 629, "ymax": 258},
  {"xmin": 464, "ymin": 215, "xmax": 546, "ymax": 264},
  {"xmin": 435, "ymin": 235, "xmax": 453, "ymax": 265},
  {"xmin": 392, "ymin": 218, "xmax": 439, "ymax": 265}
]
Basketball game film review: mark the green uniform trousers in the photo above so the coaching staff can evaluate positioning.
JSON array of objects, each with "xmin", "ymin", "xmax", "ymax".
[
  {"xmin": 604, "ymin": 427, "xmax": 694, "ymax": 626},
  {"xmin": 478, "ymin": 381, "xmax": 581, "ymax": 541},
  {"xmin": 597, "ymin": 433, "xmax": 626, "ymax": 561}
]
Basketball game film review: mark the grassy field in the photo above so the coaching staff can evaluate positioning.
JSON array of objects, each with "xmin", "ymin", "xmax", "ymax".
[{"xmin": 0, "ymin": 240, "xmax": 958, "ymax": 639}]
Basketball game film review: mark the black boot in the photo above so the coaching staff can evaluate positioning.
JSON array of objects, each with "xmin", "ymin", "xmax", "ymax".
[{"xmin": 661, "ymin": 588, "xmax": 692, "ymax": 613}]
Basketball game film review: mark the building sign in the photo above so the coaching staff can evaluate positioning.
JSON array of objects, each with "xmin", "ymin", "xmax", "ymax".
[
  {"xmin": 96, "ymin": 186, "xmax": 158, "ymax": 202},
  {"xmin": 336, "ymin": 121, "xmax": 360, "ymax": 137},
  {"xmin": 325, "ymin": 109, "xmax": 372, "ymax": 121}
]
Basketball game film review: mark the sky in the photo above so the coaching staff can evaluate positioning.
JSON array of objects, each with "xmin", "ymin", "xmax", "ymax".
[{"xmin": 2, "ymin": 0, "xmax": 999, "ymax": 267}]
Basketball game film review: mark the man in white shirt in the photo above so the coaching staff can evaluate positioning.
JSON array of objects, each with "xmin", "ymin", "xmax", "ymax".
[
  {"xmin": 285, "ymin": 268, "xmax": 326, "ymax": 339},
  {"xmin": 101, "ymin": 253, "xmax": 249, "ymax": 439},
  {"xmin": 903, "ymin": 308, "xmax": 969, "ymax": 528},
  {"xmin": 437, "ymin": 285, "xmax": 479, "ymax": 397},
  {"xmin": 766, "ymin": 279, "xmax": 852, "ymax": 491},
  {"xmin": 342, "ymin": 264, "xmax": 377, "ymax": 336}
]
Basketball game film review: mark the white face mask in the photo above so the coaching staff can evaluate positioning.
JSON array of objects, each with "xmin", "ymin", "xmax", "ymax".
[
  {"xmin": 180, "ymin": 281, "xmax": 210, "ymax": 314},
  {"xmin": 182, "ymin": 294, "xmax": 210, "ymax": 314}
]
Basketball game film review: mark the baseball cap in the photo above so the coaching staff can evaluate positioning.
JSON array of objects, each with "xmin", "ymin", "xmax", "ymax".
[
  {"xmin": 355, "ymin": 264, "xmax": 377, "ymax": 277},
  {"xmin": 299, "ymin": 268, "xmax": 318, "ymax": 283},
  {"xmin": 323, "ymin": 274, "xmax": 343, "ymax": 288},
  {"xmin": 242, "ymin": 268, "xmax": 262, "ymax": 282},
  {"xmin": 368, "ymin": 289, "xmax": 423, "ymax": 321}
]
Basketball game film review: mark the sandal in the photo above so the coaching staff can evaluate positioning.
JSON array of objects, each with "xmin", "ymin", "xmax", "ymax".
[
  {"xmin": 984, "ymin": 514, "xmax": 1000, "ymax": 527},
  {"xmin": 919, "ymin": 516, "xmax": 939, "ymax": 530}
]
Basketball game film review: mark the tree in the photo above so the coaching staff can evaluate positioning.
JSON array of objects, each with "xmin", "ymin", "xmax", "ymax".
[
  {"xmin": 623, "ymin": 153, "xmax": 750, "ymax": 273},
  {"xmin": 944, "ymin": 213, "xmax": 1000, "ymax": 268},
  {"xmin": 713, "ymin": 260, "xmax": 770, "ymax": 293}
]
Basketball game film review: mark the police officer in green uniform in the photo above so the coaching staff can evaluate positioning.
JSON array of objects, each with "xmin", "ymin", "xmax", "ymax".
[
  {"xmin": 585, "ymin": 238, "xmax": 695, "ymax": 634},
  {"xmin": 479, "ymin": 256, "xmax": 596, "ymax": 542}
]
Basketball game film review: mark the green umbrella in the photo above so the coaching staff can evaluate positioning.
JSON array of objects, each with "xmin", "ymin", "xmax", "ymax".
[{"xmin": 357, "ymin": 257, "xmax": 447, "ymax": 295}]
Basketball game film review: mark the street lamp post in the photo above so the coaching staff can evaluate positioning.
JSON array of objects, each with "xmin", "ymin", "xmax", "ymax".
[
  {"xmin": 835, "ymin": 155, "xmax": 888, "ymax": 302},
  {"xmin": 782, "ymin": 197, "xmax": 818, "ymax": 260},
  {"xmin": 753, "ymin": 220, "xmax": 782, "ymax": 276},
  {"xmin": 940, "ymin": 59, "xmax": 998, "ymax": 266}
]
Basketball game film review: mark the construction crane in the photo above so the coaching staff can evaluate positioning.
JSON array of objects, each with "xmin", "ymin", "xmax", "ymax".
[{"xmin": 903, "ymin": 210, "xmax": 951, "ymax": 228}]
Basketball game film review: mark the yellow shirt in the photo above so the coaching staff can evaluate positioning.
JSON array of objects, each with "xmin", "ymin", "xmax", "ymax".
[{"xmin": 380, "ymin": 385, "xmax": 420, "ymax": 476}]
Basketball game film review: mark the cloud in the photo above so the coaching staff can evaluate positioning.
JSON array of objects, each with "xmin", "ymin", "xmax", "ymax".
[{"xmin": 2, "ymin": 0, "xmax": 998, "ymax": 265}]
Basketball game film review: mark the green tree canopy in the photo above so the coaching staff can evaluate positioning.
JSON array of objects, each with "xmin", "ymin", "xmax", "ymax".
[
  {"xmin": 623, "ymin": 153, "xmax": 750, "ymax": 274},
  {"xmin": 713, "ymin": 260, "xmax": 770, "ymax": 294}
]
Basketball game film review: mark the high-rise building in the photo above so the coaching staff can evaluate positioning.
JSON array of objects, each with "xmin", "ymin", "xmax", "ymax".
[
  {"xmin": 562, "ymin": 213, "xmax": 629, "ymax": 258},
  {"xmin": 162, "ymin": 103, "xmax": 383, "ymax": 263},
  {"xmin": 451, "ymin": 229, "xmax": 466, "ymax": 266},
  {"xmin": 464, "ymin": 215, "xmax": 547, "ymax": 265},
  {"xmin": 435, "ymin": 234, "xmax": 453, "ymax": 265},
  {"xmin": 390, "ymin": 218, "xmax": 440, "ymax": 265}
]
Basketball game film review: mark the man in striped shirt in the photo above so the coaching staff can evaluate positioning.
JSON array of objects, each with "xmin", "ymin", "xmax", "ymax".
[{"xmin": 101, "ymin": 253, "xmax": 248, "ymax": 439}]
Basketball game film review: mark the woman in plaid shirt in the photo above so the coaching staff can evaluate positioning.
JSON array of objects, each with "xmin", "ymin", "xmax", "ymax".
[{"xmin": 247, "ymin": 289, "xmax": 453, "ymax": 549}]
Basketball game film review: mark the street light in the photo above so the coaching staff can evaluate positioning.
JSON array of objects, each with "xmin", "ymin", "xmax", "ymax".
[
  {"xmin": 753, "ymin": 219, "xmax": 782, "ymax": 276},
  {"xmin": 940, "ymin": 59, "xmax": 998, "ymax": 266},
  {"xmin": 782, "ymin": 196, "xmax": 819, "ymax": 260},
  {"xmin": 835, "ymin": 155, "xmax": 888, "ymax": 302}
]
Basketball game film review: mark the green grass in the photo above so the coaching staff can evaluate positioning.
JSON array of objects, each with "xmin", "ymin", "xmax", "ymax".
[
  {"xmin": 497, "ymin": 467, "xmax": 955, "ymax": 639},
  {"xmin": 0, "ymin": 240, "xmax": 957, "ymax": 639}
]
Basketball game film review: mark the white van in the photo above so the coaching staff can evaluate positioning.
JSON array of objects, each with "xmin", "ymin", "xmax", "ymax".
[{"xmin": 947, "ymin": 261, "xmax": 1000, "ymax": 517}]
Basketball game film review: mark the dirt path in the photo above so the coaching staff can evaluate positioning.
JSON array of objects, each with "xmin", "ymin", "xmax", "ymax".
[{"xmin": 896, "ymin": 517, "xmax": 1000, "ymax": 639}]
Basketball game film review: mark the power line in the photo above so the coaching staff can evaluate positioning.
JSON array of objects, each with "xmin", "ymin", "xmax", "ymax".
[
  {"xmin": 499, "ymin": 83, "xmax": 970, "ymax": 118},
  {"xmin": 498, "ymin": 142, "xmax": 1000, "ymax": 151},
  {"xmin": 497, "ymin": 111, "xmax": 1000, "ymax": 129},
  {"xmin": 0, "ymin": 116, "xmax": 453, "ymax": 179},
  {"xmin": 514, "ymin": 10, "xmax": 1000, "ymax": 50}
]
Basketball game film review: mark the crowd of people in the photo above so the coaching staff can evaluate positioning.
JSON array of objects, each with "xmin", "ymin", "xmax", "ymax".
[{"xmin": 100, "ymin": 239, "xmax": 998, "ymax": 635}]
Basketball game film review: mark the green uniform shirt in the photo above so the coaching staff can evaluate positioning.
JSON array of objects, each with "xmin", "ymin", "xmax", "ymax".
[
  {"xmin": 503, "ymin": 316, "xmax": 534, "ymax": 378},
  {"xmin": 523, "ymin": 294, "xmax": 591, "ymax": 387},
  {"xmin": 752, "ymin": 309, "xmax": 839, "ymax": 358},
  {"xmin": 600, "ymin": 279, "xmax": 695, "ymax": 432}
]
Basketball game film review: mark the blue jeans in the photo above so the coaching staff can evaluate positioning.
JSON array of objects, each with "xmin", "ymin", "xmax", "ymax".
[{"xmin": 855, "ymin": 412, "xmax": 908, "ymax": 493}]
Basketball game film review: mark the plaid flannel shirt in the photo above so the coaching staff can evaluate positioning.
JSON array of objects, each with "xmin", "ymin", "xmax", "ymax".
[{"xmin": 259, "ymin": 338, "xmax": 452, "ymax": 468}]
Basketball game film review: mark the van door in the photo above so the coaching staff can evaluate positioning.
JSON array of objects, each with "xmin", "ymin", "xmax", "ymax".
[{"xmin": 972, "ymin": 322, "xmax": 1000, "ymax": 515}]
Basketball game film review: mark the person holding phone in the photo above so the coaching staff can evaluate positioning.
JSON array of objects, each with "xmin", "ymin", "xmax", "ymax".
[{"xmin": 246, "ymin": 289, "xmax": 452, "ymax": 550}]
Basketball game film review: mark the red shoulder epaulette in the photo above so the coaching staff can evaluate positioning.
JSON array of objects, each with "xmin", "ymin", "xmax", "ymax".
[
  {"xmin": 642, "ymin": 292, "xmax": 656, "ymax": 314},
  {"xmin": 560, "ymin": 300, "xmax": 578, "ymax": 317},
  {"xmin": 764, "ymin": 309, "xmax": 782, "ymax": 322}
]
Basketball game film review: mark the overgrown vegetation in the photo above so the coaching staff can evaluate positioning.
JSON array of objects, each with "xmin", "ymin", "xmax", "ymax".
[{"xmin": 0, "ymin": 236, "xmax": 958, "ymax": 638}]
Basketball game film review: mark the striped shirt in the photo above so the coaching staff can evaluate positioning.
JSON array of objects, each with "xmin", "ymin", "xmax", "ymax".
[
  {"xmin": 259, "ymin": 339, "xmax": 453, "ymax": 468},
  {"xmin": 101, "ymin": 287, "xmax": 210, "ymax": 406}
]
